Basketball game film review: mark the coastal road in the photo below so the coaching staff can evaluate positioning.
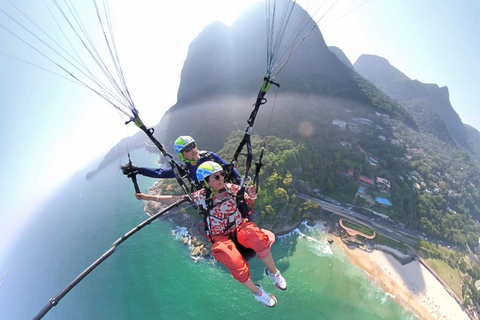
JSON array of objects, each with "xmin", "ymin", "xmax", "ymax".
[
  {"xmin": 298, "ymin": 193, "xmax": 419, "ymax": 247},
  {"xmin": 298, "ymin": 194, "xmax": 467, "ymax": 309}
]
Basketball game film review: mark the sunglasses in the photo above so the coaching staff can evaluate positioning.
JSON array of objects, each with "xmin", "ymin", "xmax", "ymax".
[
  {"xmin": 209, "ymin": 171, "xmax": 226, "ymax": 181},
  {"xmin": 182, "ymin": 143, "xmax": 196, "ymax": 153}
]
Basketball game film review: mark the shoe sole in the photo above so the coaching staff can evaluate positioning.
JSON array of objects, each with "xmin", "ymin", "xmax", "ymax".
[{"xmin": 275, "ymin": 283, "xmax": 287, "ymax": 291}]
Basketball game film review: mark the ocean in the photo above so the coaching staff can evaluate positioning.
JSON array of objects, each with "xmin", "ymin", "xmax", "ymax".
[{"xmin": 0, "ymin": 150, "xmax": 417, "ymax": 320}]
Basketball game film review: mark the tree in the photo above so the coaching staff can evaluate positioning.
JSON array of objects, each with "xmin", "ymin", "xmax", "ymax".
[
  {"xmin": 274, "ymin": 188, "xmax": 288, "ymax": 202},
  {"xmin": 283, "ymin": 171, "xmax": 293, "ymax": 187}
]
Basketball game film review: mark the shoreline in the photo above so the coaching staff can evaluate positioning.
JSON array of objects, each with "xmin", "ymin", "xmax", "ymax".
[
  {"xmin": 271, "ymin": 218, "xmax": 472, "ymax": 320},
  {"xmin": 332, "ymin": 235, "xmax": 471, "ymax": 320},
  {"xmin": 143, "ymin": 193, "xmax": 471, "ymax": 320}
]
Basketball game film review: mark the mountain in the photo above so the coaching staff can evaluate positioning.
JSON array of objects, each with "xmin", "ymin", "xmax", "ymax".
[
  {"xmin": 353, "ymin": 55, "xmax": 468, "ymax": 148},
  {"xmin": 352, "ymin": 54, "xmax": 480, "ymax": 168},
  {"xmin": 328, "ymin": 46, "xmax": 354, "ymax": 70},
  {"xmin": 177, "ymin": 4, "xmax": 353, "ymax": 104},
  {"xmin": 154, "ymin": 2, "xmax": 414, "ymax": 153}
]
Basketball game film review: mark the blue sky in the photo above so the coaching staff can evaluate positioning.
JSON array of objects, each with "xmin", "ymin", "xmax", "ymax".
[{"xmin": 1, "ymin": 0, "xmax": 479, "ymax": 260}]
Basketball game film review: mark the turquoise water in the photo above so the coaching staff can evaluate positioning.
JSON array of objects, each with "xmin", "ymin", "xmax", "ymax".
[{"xmin": 0, "ymin": 150, "xmax": 417, "ymax": 319}]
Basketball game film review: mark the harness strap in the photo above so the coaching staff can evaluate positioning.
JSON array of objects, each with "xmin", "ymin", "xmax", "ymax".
[
  {"xmin": 236, "ymin": 186, "xmax": 252, "ymax": 220},
  {"xmin": 128, "ymin": 110, "xmax": 195, "ymax": 199},
  {"xmin": 230, "ymin": 75, "xmax": 279, "ymax": 190},
  {"xmin": 253, "ymin": 146, "xmax": 265, "ymax": 193},
  {"xmin": 198, "ymin": 187, "xmax": 251, "ymax": 242},
  {"xmin": 197, "ymin": 187, "xmax": 256, "ymax": 261}
]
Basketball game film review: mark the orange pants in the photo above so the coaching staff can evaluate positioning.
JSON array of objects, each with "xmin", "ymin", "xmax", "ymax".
[{"xmin": 211, "ymin": 222, "xmax": 275, "ymax": 284}]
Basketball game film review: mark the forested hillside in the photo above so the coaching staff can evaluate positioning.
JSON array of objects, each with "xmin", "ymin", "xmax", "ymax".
[{"xmin": 354, "ymin": 54, "xmax": 480, "ymax": 164}]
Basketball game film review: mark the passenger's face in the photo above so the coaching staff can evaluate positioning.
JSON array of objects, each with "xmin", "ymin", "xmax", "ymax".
[{"xmin": 207, "ymin": 171, "xmax": 226, "ymax": 191}]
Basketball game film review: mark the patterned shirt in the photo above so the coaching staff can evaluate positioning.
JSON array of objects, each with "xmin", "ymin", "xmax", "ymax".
[{"xmin": 192, "ymin": 183, "xmax": 247, "ymax": 236}]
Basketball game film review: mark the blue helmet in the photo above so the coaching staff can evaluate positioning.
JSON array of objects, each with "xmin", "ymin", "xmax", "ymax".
[
  {"xmin": 174, "ymin": 136, "xmax": 196, "ymax": 162},
  {"xmin": 196, "ymin": 161, "xmax": 223, "ymax": 183}
]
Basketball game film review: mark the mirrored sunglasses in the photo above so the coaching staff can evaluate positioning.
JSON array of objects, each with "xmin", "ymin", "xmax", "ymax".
[
  {"xmin": 210, "ymin": 171, "xmax": 226, "ymax": 181},
  {"xmin": 182, "ymin": 143, "xmax": 196, "ymax": 153}
]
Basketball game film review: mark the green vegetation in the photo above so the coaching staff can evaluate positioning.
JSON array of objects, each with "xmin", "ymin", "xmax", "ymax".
[
  {"xmin": 177, "ymin": 76, "xmax": 480, "ymax": 249},
  {"xmin": 217, "ymin": 132, "xmax": 305, "ymax": 229},
  {"xmin": 352, "ymin": 72, "xmax": 417, "ymax": 128},
  {"xmin": 425, "ymin": 258, "xmax": 464, "ymax": 299},
  {"xmin": 374, "ymin": 234, "xmax": 409, "ymax": 254},
  {"xmin": 418, "ymin": 241, "xmax": 464, "ymax": 271},
  {"xmin": 267, "ymin": 95, "xmax": 480, "ymax": 249},
  {"xmin": 397, "ymin": 121, "xmax": 480, "ymax": 248},
  {"xmin": 418, "ymin": 240, "xmax": 480, "ymax": 308},
  {"xmin": 341, "ymin": 219, "xmax": 375, "ymax": 237},
  {"xmin": 204, "ymin": 93, "xmax": 480, "ymax": 250}
]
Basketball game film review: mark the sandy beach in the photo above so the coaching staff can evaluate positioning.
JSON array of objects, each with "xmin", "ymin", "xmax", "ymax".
[{"xmin": 334, "ymin": 237, "xmax": 471, "ymax": 320}]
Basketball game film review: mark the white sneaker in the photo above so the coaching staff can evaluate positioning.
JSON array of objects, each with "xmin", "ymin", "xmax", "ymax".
[
  {"xmin": 265, "ymin": 268, "xmax": 287, "ymax": 290},
  {"xmin": 253, "ymin": 284, "xmax": 277, "ymax": 307}
]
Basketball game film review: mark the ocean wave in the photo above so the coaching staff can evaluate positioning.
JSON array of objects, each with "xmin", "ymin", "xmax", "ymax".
[
  {"xmin": 190, "ymin": 255, "xmax": 203, "ymax": 263},
  {"xmin": 358, "ymin": 283, "xmax": 397, "ymax": 309},
  {"xmin": 171, "ymin": 226, "xmax": 208, "ymax": 263},
  {"xmin": 380, "ymin": 292, "xmax": 396, "ymax": 305},
  {"xmin": 401, "ymin": 311, "xmax": 419, "ymax": 320},
  {"xmin": 378, "ymin": 287, "xmax": 396, "ymax": 305},
  {"xmin": 278, "ymin": 227, "xmax": 302, "ymax": 238},
  {"xmin": 280, "ymin": 220, "xmax": 333, "ymax": 257},
  {"xmin": 171, "ymin": 226, "xmax": 193, "ymax": 247},
  {"xmin": 385, "ymin": 292, "xmax": 396, "ymax": 300}
]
